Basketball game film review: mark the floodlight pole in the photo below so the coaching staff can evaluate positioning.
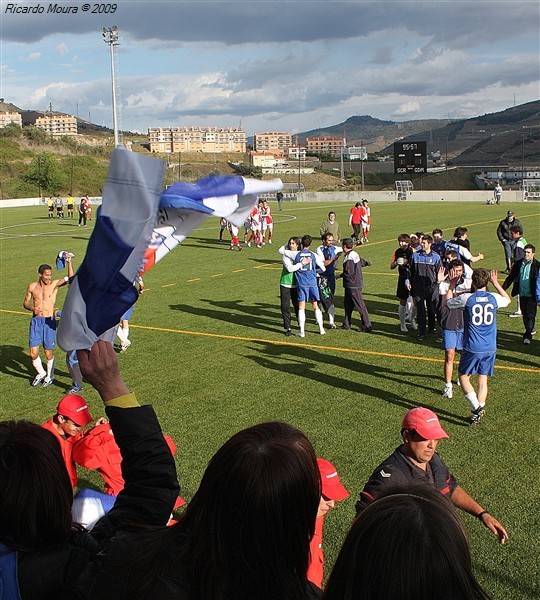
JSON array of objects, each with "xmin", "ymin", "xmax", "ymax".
[{"xmin": 102, "ymin": 26, "xmax": 120, "ymax": 147}]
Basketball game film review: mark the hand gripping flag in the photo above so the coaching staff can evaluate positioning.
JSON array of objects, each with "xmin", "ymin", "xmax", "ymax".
[{"xmin": 58, "ymin": 149, "xmax": 283, "ymax": 351}]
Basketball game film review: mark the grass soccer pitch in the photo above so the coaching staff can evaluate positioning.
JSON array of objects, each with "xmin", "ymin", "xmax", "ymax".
[{"xmin": 1, "ymin": 200, "xmax": 539, "ymax": 597}]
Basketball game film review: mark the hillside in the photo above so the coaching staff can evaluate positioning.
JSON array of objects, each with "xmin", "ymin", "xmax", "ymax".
[
  {"xmin": 380, "ymin": 101, "xmax": 540, "ymax": 165},
  {"xmin": 300, "ymin": 115, "xmax": 448, "ymax": 152}
]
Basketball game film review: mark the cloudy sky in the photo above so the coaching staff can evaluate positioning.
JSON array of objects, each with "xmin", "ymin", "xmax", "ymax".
[{"xmin": 1, "ymin": 0, "xmax": 539, "ymax": 135}]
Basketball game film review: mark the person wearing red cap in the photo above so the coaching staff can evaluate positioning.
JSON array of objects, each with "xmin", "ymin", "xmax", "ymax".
[
  {"xmin": 307, "ymin": 458, "xmax": 349, "ymax": 589},
  {"xmin": 41, "ymin": 394, "xmax": 102, "ymax": 488},
  {"xmin": 355, "ymin": 407, "xmax": 508, "ymax": 544}
]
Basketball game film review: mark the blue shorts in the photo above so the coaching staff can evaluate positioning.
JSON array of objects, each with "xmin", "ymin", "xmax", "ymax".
[
  {"xmin": 29, "ymin": 316, "xmax": 57, "ymax": 350},
  {"xmin": 442, "ymin": 329, "xmax": 464, "ymax": 351},
  {"xmin": 297, "ymin": 286, "xmax": 320, "ymax": 303},
  {"xmin": 458, "ymin": 350, "xmax": 496, "ymax": 377},
  {"xmin": 120, "ymin": 305, "xmax": 135, "ymax": 321}
]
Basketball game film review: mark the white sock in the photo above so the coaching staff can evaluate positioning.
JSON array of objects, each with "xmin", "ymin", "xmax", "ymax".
[
  {"xmin": 398, "ymin": 305, "xmax": 407, "ymax": 326},
  {"xmin": 298, "ymin": 309, "xmax": 306, "ymax": 334},
  {"xmin": 315, "ymin": 308, "xmax": 324, "ymax": 332},
  {"xmin": 32, "ymin": 357, "xmax": 46, "ymax": 376},
  {"xmin": 117, "ymin": 326, "xmax": 127, "ymax": 344},
  {"xmin": 410, "ymin": 305, "xmax": 417, "ymax": 323},
  {"xmin": 465, "ymin": 391, "xmax": 480, "ymax": 411},
  {"xmin": 328, "ymin": 305, "xmax": 335, "ymax": 325},
  {"xmin": 46, "ymin": 358, "xmax": 55, "ymax": 379}
]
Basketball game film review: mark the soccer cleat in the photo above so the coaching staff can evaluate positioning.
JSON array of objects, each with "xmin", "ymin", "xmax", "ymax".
[
  {"xmin": 297, "ymin": 331, "xmax": 305, "ymax": 338},
  {"xmin": 320, "ymin": 329, "xmax": 326, "ymax": 335},
  {"xmin": 42, "ymin": 377, "xmax": 54, "ymax": 388},
  {"xmin": 410, "ymin": 320, "xmax": 418, "ymax": 330},
  {"xmin": 329, "ymin": 324, "xmax": 337, "ymax": 329},
  {"xmin": 417, "ymin": 334, "xmax": 426, "ymax": 341},
  {"xmin": 400, "ymin": 324, "xmax": 408, "ymax": 332},
  {"xmin": 340, "ymin": 324, "xmax": 351, "ymax": 330},
  {"xmin": 509, "ymin": 311, "xmax": 522, "ymax": 318},
  {"xmin": 364, "ymin": 238, "xmax": 369, "ymax": 243},
  {"xmin": 268, "ymin": 239, "xmax": 272, "ymax": 244},
  {"xmin": 363, "ymin": 326, "xmax": 373, "ymax": 333},
  {"xmin": 32, "ymin": 373, "xmax": 46, "ymax": 387},
  {"xmin": 284, "ymin": 329, "xmax": 292, "ymax": 337},
  {"xmin": 523, "ymin": 338, "xmax": 531, "ymax": 345},
  {"xmin": 120, "ymin": 339, "xmax": 132, "ymax": 353},
  {"xmin": 469, "ymin": 406, "xmax": 485, "ymax": 426},
  {"xmin": 442, "ymin": 385, "xmax": 453, "ymax": 399},
  {"xmin": 247, "ymin": 242, "xmax": 251, "ymax": 247},
  {"xmin": 68, "ymin": 385, "xmax": 84, "ymax": 394}
]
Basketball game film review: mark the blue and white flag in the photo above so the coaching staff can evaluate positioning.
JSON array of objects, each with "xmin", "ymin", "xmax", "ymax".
[
  {"xmin": 56, "ymin": 250, "xmax": 74, "ymax": 270},
  {"xmin": 142, "ymin": 175, "xmax": 282, "ymax": 272},
  {"xmin": 58, "ymin": 149, "xmax": 166, "ymax": 351},
  {"xmin": 57, "ymin": 149, "xmax": 283, "ymax": 351}
]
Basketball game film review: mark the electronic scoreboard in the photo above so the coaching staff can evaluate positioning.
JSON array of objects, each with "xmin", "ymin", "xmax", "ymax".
[{"xmin": 393, "ymin": 141, "xmax": 427, "ymax": 174}]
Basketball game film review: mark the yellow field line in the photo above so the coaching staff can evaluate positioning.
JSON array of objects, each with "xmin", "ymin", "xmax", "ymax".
[
  {"xmin": 1, "ymin": 308, "xmax": 537, "ymax": 373},
  {"xmin": 161, "ymin": 283, "xmax": 176, "ymax": 288}
]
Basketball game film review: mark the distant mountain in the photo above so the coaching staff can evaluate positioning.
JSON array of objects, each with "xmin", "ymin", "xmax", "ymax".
[
  {"xmin": 299, "ymin": 115, "xmax": 449, "ymax": 150},
  {"xmin": 298, "ymin": 101, "xmax": 540, "ymax": 166},
  {"xmin": 379, "ymin": 101, "xmax": 540, "ymax": 166}
]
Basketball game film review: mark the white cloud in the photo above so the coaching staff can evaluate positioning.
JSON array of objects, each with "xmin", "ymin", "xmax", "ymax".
[
  {"xmin": 393, "ymin": 102, "xmax": 421, "ymax": 117},
  {"xmin": 57, "ymin": 43, "xmax": 68, "ymax": 56},
  {"xmin": 28, "ymin": 52, "xmax": 41, "ymax": 61}
]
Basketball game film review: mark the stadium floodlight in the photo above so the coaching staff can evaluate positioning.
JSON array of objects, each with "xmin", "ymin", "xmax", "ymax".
[{"xmin": 102, "ymin": 26, "xmax": 121, "ymax": 147}]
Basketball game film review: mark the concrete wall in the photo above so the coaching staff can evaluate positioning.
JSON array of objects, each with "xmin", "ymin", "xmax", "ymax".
[
  {"xmin": 0, "ymin": 197, "xmax": 103, "ymax": 209},
  {"xmin": 297, "ymin": 190, "xmax": 527, "ymax": 203},
  {"xmin": 0, "ymin": 190, "xmax": 532, "ymax": 209}
]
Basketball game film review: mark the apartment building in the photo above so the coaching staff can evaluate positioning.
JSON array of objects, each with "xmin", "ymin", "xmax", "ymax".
[
  {"xmin": 35, "ymin": 113, "xmax": 78, "ymax": 136},
  {"xmin": 148, "ymin": 126, "xmax": 246, "ymax": 153},
  {"xmin": 306, "ymin": 137, "xmax": 344, "ymax": 158},
  {"xmin": 0, "ymin": 111, "xmax": 22, "ymax": 128},
  {"xmin": 286, "ymin": 146, "xmax": 307, "ymax": 161},
  {"xmin": 253, "ymin": 132, "xmax": 292, "ymax": 152}
]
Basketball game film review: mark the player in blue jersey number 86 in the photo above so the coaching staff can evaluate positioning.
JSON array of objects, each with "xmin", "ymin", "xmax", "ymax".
[{"xmin": 446, "ymin": 268, "xmax": 511, "ymax": 425}]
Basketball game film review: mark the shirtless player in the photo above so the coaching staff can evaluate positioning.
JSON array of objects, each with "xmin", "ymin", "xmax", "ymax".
[{"xmin": 23, "ymin": 256, "xmax": 74, "ymax": 387}]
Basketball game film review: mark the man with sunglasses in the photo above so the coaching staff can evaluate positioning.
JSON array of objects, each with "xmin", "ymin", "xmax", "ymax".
[{"xmin": 355, "ymin": 407, "xmax": 508, "ymax": 544}]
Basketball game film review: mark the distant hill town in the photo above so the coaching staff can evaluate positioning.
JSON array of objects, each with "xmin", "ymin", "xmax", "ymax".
[{"xmin": 1, "ymin": 98, "xmax": 538, "ymax": 167}]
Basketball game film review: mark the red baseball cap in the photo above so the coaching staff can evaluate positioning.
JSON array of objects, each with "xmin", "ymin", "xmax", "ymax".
[
  {"xmin": 317, "ymin": 458, "xmax": 349, "ymax": 501},
  {"xmin": 402, "ymin": 407, "xmax": 449, "ymax": 440},
  {"xmin": 57, "ymin": 394, "xmax": 93, "ymax": 427}
]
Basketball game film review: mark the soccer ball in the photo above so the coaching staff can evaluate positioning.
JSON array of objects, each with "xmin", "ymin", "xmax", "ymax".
[{"xmin": 396, "ymin": 257, "xmax": 408, "ymax": 266}]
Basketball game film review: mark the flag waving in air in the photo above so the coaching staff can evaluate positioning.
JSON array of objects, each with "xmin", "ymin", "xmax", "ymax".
[{"xmin": 57, "ymin": 149, "xmax": 282, "ymax": 352}]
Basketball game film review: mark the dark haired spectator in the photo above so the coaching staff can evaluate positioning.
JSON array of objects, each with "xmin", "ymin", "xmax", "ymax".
[
  {"xmin": 71, "ymin": 421, "xmax": 322, "ymax": 600},
  {"xmin": 407, "ymin": 234, "xmax": 441, "ymax": 340},
  {"xmin": 503, "ymin": 244, "xmax": 540, "ymax": 344},
  {"xmin": 324, "ymin": 484, "xmax": 492, "ymax": 600}
]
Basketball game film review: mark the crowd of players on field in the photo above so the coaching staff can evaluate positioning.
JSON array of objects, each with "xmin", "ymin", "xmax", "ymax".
[{"xmin": 2, "ymin": 203, "xmax": 537, "ymax": 600}]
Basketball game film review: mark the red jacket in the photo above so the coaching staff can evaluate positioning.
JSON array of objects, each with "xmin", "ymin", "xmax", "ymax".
[{"xmin": 41, "ymin": 419, "xmax": 85, "ymax": 488}]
